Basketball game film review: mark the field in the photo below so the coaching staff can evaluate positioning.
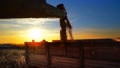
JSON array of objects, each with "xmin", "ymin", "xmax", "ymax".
[{"xmin": 0, "ymin": 49, "xmax": 26, "ymax": 68}]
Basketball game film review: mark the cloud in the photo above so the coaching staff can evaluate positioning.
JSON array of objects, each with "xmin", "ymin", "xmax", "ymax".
[
  {"xmin": 14, "ymin": 18, "xmax": 59, "ymax": 24},
  {"xmin": 0, "ymin": 18, "xmax": 60, "ymax": 30},
  {"xmin": 0, "ymin": 19, "xmax": 60, "ymax": 42},
  {"xmin": 0, "ymin": 18, "xmax": 59, "ymax": 26}
]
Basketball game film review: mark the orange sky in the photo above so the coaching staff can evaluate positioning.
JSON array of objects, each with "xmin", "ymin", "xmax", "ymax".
[{"xmin": 0, "ymin": 18, "xmax": 120, "ymax": 44}]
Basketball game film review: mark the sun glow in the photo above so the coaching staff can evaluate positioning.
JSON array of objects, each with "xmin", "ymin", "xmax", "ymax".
[{"xmin": 29, "ymin": 29, "xmax": 42, "ymax": 40}]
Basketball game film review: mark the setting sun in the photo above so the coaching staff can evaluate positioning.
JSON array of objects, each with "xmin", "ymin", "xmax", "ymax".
[{"xmin": 29, "ymin": 29, "xmax": 42, "ymax": 40}]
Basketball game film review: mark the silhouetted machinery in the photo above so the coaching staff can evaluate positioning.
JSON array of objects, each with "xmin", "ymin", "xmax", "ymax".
[
  {"xmin": 0, "ymin": 0, "xmax": 73, "ymax": 41},
  {"xmin": 57, "ymin": 4, "xmax": 73, "ymax": 41},
  {"xmin": 0, "ymin": 0, "xmax": 65, "ymax": 18}
]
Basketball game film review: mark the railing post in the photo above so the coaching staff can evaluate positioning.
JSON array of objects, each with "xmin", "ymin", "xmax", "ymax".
[
  {"xmin": 80, "ymin": 43, "xmax": 85, "ymax": 68},
  {"xmin": 46, "ymin": 42, "xmax": 51, "ymax": 68}
]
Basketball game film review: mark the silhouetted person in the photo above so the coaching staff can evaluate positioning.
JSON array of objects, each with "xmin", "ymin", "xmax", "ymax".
[{"xmin": 57, "ymin": 4, "xmax": 73, "ymax": 41}]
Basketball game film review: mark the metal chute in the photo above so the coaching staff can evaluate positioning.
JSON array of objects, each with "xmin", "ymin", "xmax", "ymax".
[{"xmin": 0, "ymin": 0, "xmax": 66, "ymax": 18}]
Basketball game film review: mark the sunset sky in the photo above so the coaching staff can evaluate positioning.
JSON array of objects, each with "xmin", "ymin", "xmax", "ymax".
[{"xmin": 0, "ymin": 0, "xmax": 120, "ymax": 44}]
